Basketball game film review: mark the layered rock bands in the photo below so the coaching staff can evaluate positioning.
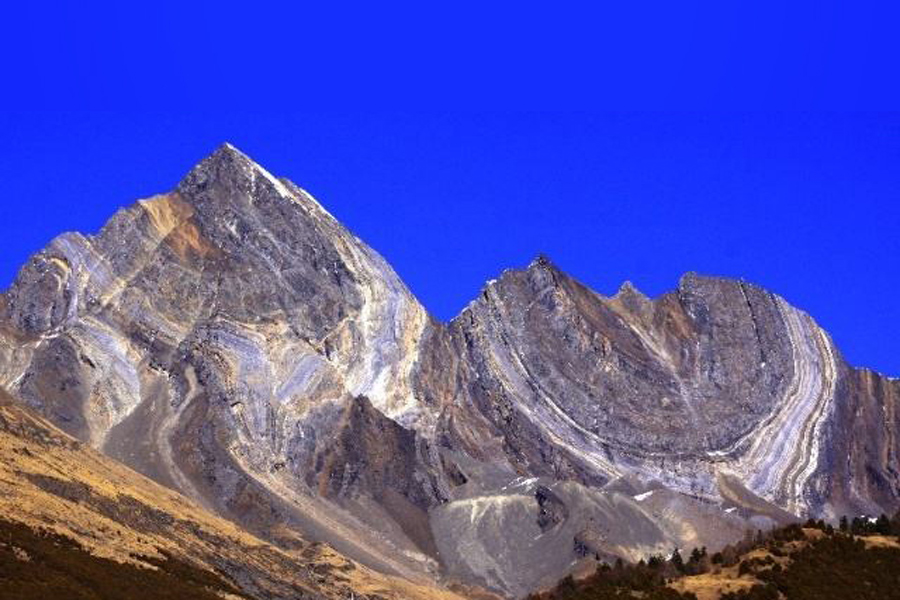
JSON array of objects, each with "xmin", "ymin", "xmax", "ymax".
[{"xmin": 1, "ymin": 145, "xmax": 896, "ymax": 597}]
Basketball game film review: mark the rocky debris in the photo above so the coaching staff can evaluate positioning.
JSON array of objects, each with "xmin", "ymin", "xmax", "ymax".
[
  {"xmin": 535, "ymin": 485, "xmax": 568, "ymax": 531},
  {"xmin": 573, "ymin": 527, "xmax": 605, "ymax": 558}
]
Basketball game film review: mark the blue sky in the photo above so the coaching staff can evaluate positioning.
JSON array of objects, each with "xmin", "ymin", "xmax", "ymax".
[
  {"xmin": 2, "ymin": 2, "xmax": 899, "ymax": 110},
  {"xmin": 0, "ymin": 3, "xmax": 898, "ymax": 373},
  {"xmin": 1, "ymin": 113, "xmax": 898, "ymax": 375}
]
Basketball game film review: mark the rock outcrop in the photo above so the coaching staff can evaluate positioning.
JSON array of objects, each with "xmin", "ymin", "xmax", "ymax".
[{"xmin": 1, "ymin": 144, "xmax": 897, "ymax": 597}]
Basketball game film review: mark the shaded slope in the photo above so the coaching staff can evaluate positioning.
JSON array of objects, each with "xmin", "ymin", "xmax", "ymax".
[{"xmin": 0, "ymin": 519, "xmax": 243, "ymax": 600}]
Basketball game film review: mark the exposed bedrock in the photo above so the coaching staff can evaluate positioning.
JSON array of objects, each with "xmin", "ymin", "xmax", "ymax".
[
  {"xmin": 1, "ymin": 144, "xmax": 897, "ymax": 597},
  {"xmin": 442, "ymin": 256, "xmax": 870, "ymax": 515}
]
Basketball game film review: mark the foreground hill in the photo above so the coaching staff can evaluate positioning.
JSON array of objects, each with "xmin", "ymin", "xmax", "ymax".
[
  {"xmin": 0, "ymin": 389, "xmax": 466, "ymax": 600},
  {"xmin": 0, "ymin": 144, "xmax": 897, "ymax": 596}
]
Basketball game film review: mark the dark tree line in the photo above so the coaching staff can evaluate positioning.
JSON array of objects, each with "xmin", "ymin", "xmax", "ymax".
[
  {"xmin": 722, "ymin": 532, "xmax": 900, "ymax": 599},
  {"xmin": 837, "ymin": 513, "xmax": 899, "ymax": 536},
  {"xmin": 535, "ymin": 510, "xmax": 900, "ymax": 600}
]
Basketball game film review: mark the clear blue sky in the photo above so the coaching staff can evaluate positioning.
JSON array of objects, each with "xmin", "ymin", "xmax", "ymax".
[
  {"xmin": 0, "ymin": 3, "xmax": 898, "ymax": 374},
  {"xmin": 1, "ymin": 113, "xmax": 898, "ymax": 375}
]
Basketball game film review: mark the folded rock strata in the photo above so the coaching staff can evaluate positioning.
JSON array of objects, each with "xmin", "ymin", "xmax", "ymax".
[{"xmin": 0, "ymin": 144, "xmax": 897, "ymax": 597}]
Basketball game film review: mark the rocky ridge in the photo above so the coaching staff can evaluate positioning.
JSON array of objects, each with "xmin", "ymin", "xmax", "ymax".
[{"xmin": 0, "ymin": 144, "xmax": 897, "ymax": 597}]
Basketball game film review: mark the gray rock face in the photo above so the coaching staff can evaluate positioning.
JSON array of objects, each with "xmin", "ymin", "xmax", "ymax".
[
  {"xmin": 439, "ymin": 260, "xmax": 839, "ymax": 509},
  {"xmin": 1, "ymin": 144, "xmax": 897, "ymax": 597}
]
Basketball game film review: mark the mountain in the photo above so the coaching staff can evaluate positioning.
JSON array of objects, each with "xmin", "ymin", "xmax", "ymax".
[{"xmin": 0, "ymin": 144, "xmax": 897, "ymax": 598}]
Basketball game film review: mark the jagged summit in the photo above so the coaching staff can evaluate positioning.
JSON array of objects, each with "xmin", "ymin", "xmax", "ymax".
[
  {"xmin": 528, "ymin": 253, "xmax": 555, "ymax": 270},
  {"xmin": 180, "ymin": 142, "xmax": 263, "ymax": 186},
  {"xmin": 178, "ymin": 142, "xmax": 306, "ymax": 209},
  {"xmin": 166, "ymin": 143, "xmax": 337, "ymax": 232},
  {"xmin": 614, "ymin": 279, "xmax": 643, "ymax": 297},
  {"xmin": 200, "ymin": 141, "xmax": 265, "ymax": 172},
  {"xmin": 217, "ymin": 140, "xmax": 246, "ymax": 155}
]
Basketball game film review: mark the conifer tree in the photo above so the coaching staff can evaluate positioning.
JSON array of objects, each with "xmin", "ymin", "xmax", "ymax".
[
  {"xmin": 875, "ymin": 513, "xmax": 891, "ymax": 535},
  {"xmin": 670, "ymin": 548, "xmax": 685, "ymax": 574}
]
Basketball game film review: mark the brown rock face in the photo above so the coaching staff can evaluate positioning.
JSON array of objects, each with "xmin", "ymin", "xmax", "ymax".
[{"xmin": 0, "ymin": 144, "xmax": 897, "ymax": 597}]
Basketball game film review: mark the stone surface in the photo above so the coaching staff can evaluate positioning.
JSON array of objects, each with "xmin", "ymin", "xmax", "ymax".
[{"xmin": 1, "ymin": 144, "xmax": 897, "ymax": 597}]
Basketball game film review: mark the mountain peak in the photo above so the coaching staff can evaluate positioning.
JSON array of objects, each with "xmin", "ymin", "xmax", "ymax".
[
  {"xmin": 200, "ymin": 141, "xmax": 260, "ymax": 173},
  {"xmin": 615, "ymin": 280, "xmax": 645, "ymax": 299},
  {"xmin": 217, "ymin": 141, "xmax": 246, "ymax": 155},
  {"xmin": 177, "ymin": 142, "xmax": 292, "ymax": 201},
  {"xmin": 527, "ymin": 253, "xmax": 557, "ymax": 272}
]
